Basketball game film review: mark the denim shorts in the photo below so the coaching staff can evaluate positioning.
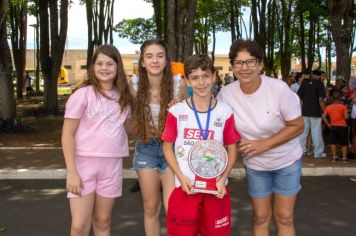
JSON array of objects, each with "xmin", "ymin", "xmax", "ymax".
[
  {"xmin": 245, "ymin": 159, "xmax": 302, "ymax": 199},
  {"xmin": 132, "ymin": 139, "xmax": 168, "ymax": 173}
]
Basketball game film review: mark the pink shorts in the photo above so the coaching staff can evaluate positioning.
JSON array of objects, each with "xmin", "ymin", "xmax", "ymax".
[
  {"xmin": 167, "ymin": 187, "xmax": 231, "ymax": 236},
  {"xmin": 67, "ymin": 156, "xmax": 123, "ymax": 198}
]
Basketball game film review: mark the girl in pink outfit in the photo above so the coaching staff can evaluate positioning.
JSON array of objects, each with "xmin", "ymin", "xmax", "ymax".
[{"xmin": 62, "ymin": 45, "xmax": 133, "ymax": 236}]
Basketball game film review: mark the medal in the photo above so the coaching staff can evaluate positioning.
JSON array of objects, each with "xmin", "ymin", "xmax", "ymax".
[{"xmin": 188, "ymin": 97, "xmax": 228, "ymax": 194}]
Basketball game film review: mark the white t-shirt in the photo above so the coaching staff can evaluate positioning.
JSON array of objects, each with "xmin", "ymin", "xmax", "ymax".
[
  {"xmin": 217, "ymin": 75, "xmax": 302, "ymax": 171},
  {"xmin": 162, "ymin": 100, "xmax": 240, "ymax": 188},
  {"xmin": 290, "ymin": 82, "xmax": 300, "ymax": 93},
  {"xmin": 65, "ymin": 86, "xmax": 131, "ymax": 158}
]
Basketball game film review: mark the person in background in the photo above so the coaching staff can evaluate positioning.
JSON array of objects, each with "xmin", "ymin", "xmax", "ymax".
[
  {"xmin": 320, "ymin": 71, "xmax": 327, "ymax": 86},
  {"xmin": 340, "ymin": 84, "xmax": 351, "ymax": 106},
  {"xmin": 298, "ymin": 69, "xmax": 326, "ymax": 158},
  {"xmin": 224, "ymin": 73, "xmax": 233, "ymax": 86},
  {"xmin": 322, "ymin": 89, "xmax": 349, "ymax": 163},
  {"xmin": 25, "ymin": 72, "xmax": 33, "ymax": 98},
  {"xmin": 290, "ymin": 72, "xmax": 303, "ymax": 93},
  {"xmin": 212, "ymin": 70, "xmax": 222, "ymax": 96},
  {"xmin": 217, "ymin": 39, "xmax": 304, "ymax": 236},
  {"xmin": 62, "ymin": 45, "xmax": 133, "ymax": 236}
]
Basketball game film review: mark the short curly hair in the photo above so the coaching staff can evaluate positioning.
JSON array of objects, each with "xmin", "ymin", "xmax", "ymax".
[
  {"xmin": 228, "ymin": 39, "xmax": 264, "ymax": 65},
  {"xmin": 184, "ymin": 54, "xmax": 215, "ymax": 77}
]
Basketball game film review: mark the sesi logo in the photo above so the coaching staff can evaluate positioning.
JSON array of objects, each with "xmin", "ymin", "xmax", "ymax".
[{"xmin": 184, "ymin": 128, "xmax": 215, "ymax": 140}]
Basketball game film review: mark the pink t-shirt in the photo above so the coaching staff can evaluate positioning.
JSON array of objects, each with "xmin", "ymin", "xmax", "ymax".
[
  {"xmin": 217, "ymin": 75, "xmax": 302, "ymax": 171},
  {"xmin": 162, "ymin": 100, "xmax": 241, "ymax": 187},
  {"xmin": 64, "ymin": 86, "xmax": 131, "ymax": 158}
]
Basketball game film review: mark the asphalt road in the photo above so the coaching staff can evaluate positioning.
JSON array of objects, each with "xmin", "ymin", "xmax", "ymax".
[{"xmin": 0, "ymin": 176, "xmax": 355, "ymax": 236}]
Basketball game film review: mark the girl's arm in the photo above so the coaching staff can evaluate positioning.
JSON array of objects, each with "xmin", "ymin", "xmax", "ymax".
[
  {"xmin": 62, "ymin": 118, "xmax": 83, "ymax": 196},
  {"xmin": 163, "ymin": 141, "xmax": 193, "ymax": 195},
  {"xmin": 216, "ymin": 143, "xmax": 238, "ymax": 199}
]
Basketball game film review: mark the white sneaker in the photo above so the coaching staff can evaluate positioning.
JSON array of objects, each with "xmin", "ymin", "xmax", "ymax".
[{"xmin": 314, "ymin": 153, "xmax": 327, "ymax": 158}]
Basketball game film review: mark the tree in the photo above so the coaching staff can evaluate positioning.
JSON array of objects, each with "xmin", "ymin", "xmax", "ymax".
[
  {"xmin": 328, "ymin": 0, "xmax": 353, "ymax": 81},
  {"xmin": 39, "ymin": 0, "xmax": 68, "ymax": 113},
  {"xmin": 194, "ymin": 0, "xmax": 231, "ymax": 61},
  {"xmin": 0, "ymin": 0, "xmax": 17, "ymax": 124},
  {"xmin": 9, "ymin": 0, "xmax": 28, "ymax": 99},
  {"xmin": 150, "ymin": 0, "xmax": 197, "ymax": 62},
  {"xmin": 276, "ymin": 0, "xmax": 294, "ymax": 81},
  {"xmin": 28, "ymin": 0, "xmax": 40, "ymax": 92},
  {"xmin": 114, "ymin": 18, "xmax": 156, "ymax": 45},
  {"xmin": 81, "ymin": 0, "xmax": 115, "ymax": 67}
]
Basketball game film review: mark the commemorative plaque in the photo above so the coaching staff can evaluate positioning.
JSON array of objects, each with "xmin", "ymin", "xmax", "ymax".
[{"xmin": 188, "ymin": 139, "xmax": 228, "ymax": 194}]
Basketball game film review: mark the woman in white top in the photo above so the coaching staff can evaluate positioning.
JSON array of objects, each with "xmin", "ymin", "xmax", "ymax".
[
  {"xmin": 217, "ymin": 39, "xmax": 304, "ymax": 236},
  {"xmin": 129, "ymin": 39, "xmax": 178, "ymax": 236}
]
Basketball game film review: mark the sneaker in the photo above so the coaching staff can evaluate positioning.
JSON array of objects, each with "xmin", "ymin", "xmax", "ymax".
[
  {"xmin": 350, "ymin": 177, "xmax": 356, "ymax": 182},
  {"xmin": 306, "ymin": 151, "xmax": 313, "ymax": 156},
  {"xmin": 342, "ymin": 158, "xmax": 349, "ymax": 164},
  {"xmin": 314, "ymin": 153, "xmax": 327, "ymax": 158}
]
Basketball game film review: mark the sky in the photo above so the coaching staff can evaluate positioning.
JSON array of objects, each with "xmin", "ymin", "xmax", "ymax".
[{"xmin": 26, "ymin": 0, "xmax": 231, "ymax": 54}]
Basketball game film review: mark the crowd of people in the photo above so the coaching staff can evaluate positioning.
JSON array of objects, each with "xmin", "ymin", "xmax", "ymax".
[
  {"xmin": 289, "ymin": 69, "xmax": 356, "ymax": 163},
  {"xmin": 61, "ymin": 38, "xmax": 350, "ymax": 236}
]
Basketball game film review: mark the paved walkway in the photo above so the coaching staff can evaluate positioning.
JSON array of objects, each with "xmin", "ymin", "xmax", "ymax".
[
  {"xmin": 1, "ymin": 177, "xmax": 356, "ymax": 235},
  {"xmin": 1, "ymin": 146, "xmax": 356, "ymax": 179}
]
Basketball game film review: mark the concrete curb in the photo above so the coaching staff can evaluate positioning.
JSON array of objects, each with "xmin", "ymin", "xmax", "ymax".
[{"xmin": 1, "ymin": 167, "xmax": 356, "ymax": 179}]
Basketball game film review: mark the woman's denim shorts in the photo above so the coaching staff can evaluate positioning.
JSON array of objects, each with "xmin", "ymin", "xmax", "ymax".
[
  {"xmin": 132, "ymin": 139, "xmax": 168, "ymax": 173},
  {"xmin": 245, "ymin": 159, "xmax": 302, "ymax": 199}
]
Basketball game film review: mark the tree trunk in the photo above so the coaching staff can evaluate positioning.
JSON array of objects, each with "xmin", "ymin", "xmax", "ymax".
[
  {"xmin": 35, "ymin": 20, "xmax": 40, "ymax": 92},
  {"xmin": 176, "ymin": 2, "xmax": 185, "ymax": 61},
  {"xmin": 85, "ymin": 0, "xmax": 114, "ymax": 67},
  {"xmin": 86, "ymin": 0, "xmax": 94, "ymax": 68},
  {"xmin": 152, "ymin": 0, "xmax": 162, "ymax": 38},
  {"xmin": 298, "ymin": 3, "xmax": 307, "ymax": 71},
  {"xmin": 39, "ymin": 0, "xmax": 68, "ymax": 113},
  {"xmin": 229, "ymin": 0, "xmax": 236, "ymax": 43},
  {"xmin": 0, "ymin": 0, "xmax": 17, "ymax": 122},
  {"xmin": 328, "ymin": 0, "xmax": 353, "ymax": 81},
  {"xmin": 212, "ymin": 22, "xmax": 216, "ymax": 63},
  {"xmin": 265, "ymin": 0, "xmax": 276, "ymax": 76},
  {"xmin": 9, "ymin": 1, "xmax": 28, "ymax": 99},
  {"xmin": 251, "ymin": 0, "xmax": 259, "ymax": 40},
  {"xmin": 279, "ymin": 0, "xmax": 292, "ymax": 81},
  {"xmin": 306, "ymin": 15, "xmax": 315, "ymax": 72},
  {"xmin": 183, "ymin": 0, "xmax": 197, "ymax": 61},
  {"xmin": 166, "ymin": 0, "xmax": 177, "ymax": 60}
]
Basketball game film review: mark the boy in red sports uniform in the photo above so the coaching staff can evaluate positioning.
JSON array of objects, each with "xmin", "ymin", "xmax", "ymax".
[{"xmin": 162, "ymin": 54, "xmax": 240, "ymax": 236}]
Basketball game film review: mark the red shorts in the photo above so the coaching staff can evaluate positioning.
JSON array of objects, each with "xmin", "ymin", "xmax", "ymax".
[{"xmin": 167, "ymin": 186, "xmax": 231, "ymax": 236}]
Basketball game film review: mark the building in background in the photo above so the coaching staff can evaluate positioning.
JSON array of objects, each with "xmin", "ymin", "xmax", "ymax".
[{"xmin": 21, "ymin": 50, "xmax": 356, "ymax": 85}]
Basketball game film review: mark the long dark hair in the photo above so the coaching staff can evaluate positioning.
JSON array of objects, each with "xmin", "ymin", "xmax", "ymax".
[{"xmin": 133, "ymin": 39, "xmax": 173, "ymax": 143}]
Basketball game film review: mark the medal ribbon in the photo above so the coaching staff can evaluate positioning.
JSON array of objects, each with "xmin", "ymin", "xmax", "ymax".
[{"xmin": 191, "ymin": 96, "xmax": 212, "ymax": 140}]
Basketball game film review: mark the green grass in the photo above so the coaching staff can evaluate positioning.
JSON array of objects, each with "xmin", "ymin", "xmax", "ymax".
[{"xmin": 57, "ymin": 88, "xmax": 72, "ymax": 95}]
